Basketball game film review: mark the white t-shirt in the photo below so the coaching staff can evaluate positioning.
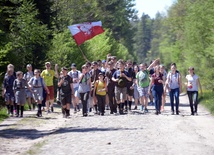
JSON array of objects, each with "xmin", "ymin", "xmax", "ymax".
[
  {"xmin": 186, "ymin": 74, "xmax": 199, "ymax": 91},
  {"xmin": 68, "ymin": 70, "xmax": 81, "ymax": 88},
  {"xmin": 167, "ymin": 72, "xmax": 180, "ymax": 89}
]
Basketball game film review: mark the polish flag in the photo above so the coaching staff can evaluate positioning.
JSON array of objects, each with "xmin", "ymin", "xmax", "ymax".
[{"xmin": 68, "ymin": 21, "xmax": 104, "ymax": 46}]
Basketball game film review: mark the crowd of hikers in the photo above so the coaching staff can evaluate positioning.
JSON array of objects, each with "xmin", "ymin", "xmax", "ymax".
[{"xmin": 1, "ymin": 54, "xmax": 202, "ymax": 118}]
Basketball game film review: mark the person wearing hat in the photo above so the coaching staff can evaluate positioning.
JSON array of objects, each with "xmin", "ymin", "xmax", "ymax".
[
  {"xmin": 41, "ymin": 62, "xmax": 59, "ymax": 114},
  {"xmin": 23, "ymin": 64, "xmax": 35, "ymax": 110},
  {"xmin": 58, "ymin": 67, "xmax": 74, "ymax": 118},
  {"xmin": 93, "ymin": 72, "xmax": 107, "ymax": 115},
  {"xmin": 68, "ymin": 63, "xmax": 81, "ymax": 113},
  {"xmin": 112, "ymin": 60, "xmax": 131, "ymax": 114}
]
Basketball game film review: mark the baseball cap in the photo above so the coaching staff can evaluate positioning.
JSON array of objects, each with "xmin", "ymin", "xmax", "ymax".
[{"xmin": 71, "ymin": 63, "xmax": 76, "ymax": 68}]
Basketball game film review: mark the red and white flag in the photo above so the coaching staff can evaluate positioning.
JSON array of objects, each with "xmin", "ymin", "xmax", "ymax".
[{"xmin": 68, "ymin": 21, "xmax": 104, "ymax": 46}]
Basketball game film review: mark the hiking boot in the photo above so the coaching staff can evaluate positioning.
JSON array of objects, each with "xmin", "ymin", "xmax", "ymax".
[
  {"xmin": 145, "ymin": 108, "xmax": 149, "ymax": 113},
  {"xmin": 171, "ymin": 111, "xmax": 174, "ymax": 115},
  {"xmin": 176, "ymin": 111, "xmax": 179, "ymax": 115},
  {"xmin": 134, "ymin": 106, "xmax": 137, "ymax": 110}
]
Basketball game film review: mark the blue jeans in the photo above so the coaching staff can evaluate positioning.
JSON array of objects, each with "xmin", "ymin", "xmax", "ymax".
[
  {"xmin": 169, "ymin": 88, "xmax": 180, "ymax": 112},
  {"xmin": 152, "ymin": 85, "xmax": 163, "ymax": 112}
]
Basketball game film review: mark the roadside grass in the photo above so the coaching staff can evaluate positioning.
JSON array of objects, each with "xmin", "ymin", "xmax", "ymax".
[
  {"xmin": 200, "ymin": 90, "xmax": 214, "ymax": 115},
  {"xmin": 0, "ymin": 107, "xmax": 9, "ymax": 123},
  {"xmin": 24, "ymin": 140, "xmax": 47, "ymax": 155}
]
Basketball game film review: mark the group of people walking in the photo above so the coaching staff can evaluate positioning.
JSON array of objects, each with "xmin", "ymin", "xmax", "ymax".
[{"xmin": 1, "ymin": 54, "xmax": 202, "ymax": 118}]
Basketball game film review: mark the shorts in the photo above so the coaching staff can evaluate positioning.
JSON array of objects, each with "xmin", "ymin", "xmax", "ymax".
[
  {"xmin": 26, "ymin": 89, "xmax": 33, "ymax": 98},
  {"xmin": 115, "ymin": 86, "xmax": 127, "ymax": 102},
  {"xmin": 137, "ymin": 86, "xmax": 149, "ymax": 98},
  {"xmin": 127, "ymin": 87, "xmax": 134, "ymax": 96},
  {"xmin": 5, "ymin": 93, "xmax": 15, "ymax": 102},
  {"xmin": 33, "ymin": 88, "xmax": 43, "ymax": 102},
  {"xmin": 46, "ymin": 86, "xmax": 54, "ymax": 100},
  {"xmin": 134, "ymin": 85, "xmax": 139, "ymax": 99},
  {"xmin": 61, "ymin": 94, "xmax": 71, "ymax": 106}
]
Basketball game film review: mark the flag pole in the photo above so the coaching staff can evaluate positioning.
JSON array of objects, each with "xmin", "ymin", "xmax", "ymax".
[{"xmin": 77, "ymin": 46, "xmax": 89, "ymax": 62}]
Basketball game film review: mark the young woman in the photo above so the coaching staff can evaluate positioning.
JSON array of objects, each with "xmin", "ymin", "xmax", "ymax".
[
  {"xmin": 148, "ymin": 65, "xmax": 164, "ymax": 115},
  {"xmin": 133, "ymin": 65, "xmax": 140, "ymax": 110},
  {"xmin": 28, "ymin": 69, "xmax": 49, "ymax": 117},
  {"xmin": 166, "ymin": 63, "xmax": 182, "ymax": 115},
  {"xmin": 13, "ymin": 71, "xmax": 30, "ymax": 117},
  {"xmin": 186, "ymin": 67, "xmax": 202, "ymax": 115},
  {"xmin": 3, "ymin": 68, "xmax": 16, "ymax": 116},
  {"xmin": 23, "ymin": 64, "xmax": 35, "ymax": 110},
  {"xmin": 78, "ymin": 65, "xmax": 91, "ymax": 117},
  {"xmin": 93, "ymin": 72, "xmax": 107, "ymax": 116}
]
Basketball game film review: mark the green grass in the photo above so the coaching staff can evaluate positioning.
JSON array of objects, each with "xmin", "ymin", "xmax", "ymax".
[
  {"xmin": 24, "ymin": 140, "xmax": 47, "ymax": 155},
  {"xmin": 200, "ymin": 90, "xmax": 214, "ymax": 115},
  {"xmin": 0, "ymin": 107, "xmax": 9, "ymax": 122}
]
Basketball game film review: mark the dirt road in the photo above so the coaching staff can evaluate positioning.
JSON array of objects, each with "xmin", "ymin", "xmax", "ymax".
[{"xmin": 0, "ymin": 95, "xmax": 214, "ymax": 155}]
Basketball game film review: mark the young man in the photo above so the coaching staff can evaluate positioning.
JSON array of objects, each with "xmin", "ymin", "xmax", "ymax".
[
  {"xmin": 68, "ymin": 63, "xmax": 81, "ymax": 113},
  {"xmin": 105, "ymin": 61, "xmax": 117, "ymax": 114},
  {"xmin": 136, "ymin": 59, "xmax": 160, "ymax": 113},
  {"xmin": 58, "ymin": 67, "xmax": 74, "ymax": 118},
  {"xmin": 41, "ymin": 62, "xmax": 58, "ymax": 114},
  {"xmin": 89, "ymin": 61, "xmax": 101, "ymax": 113},
  {"xmin": 125, "ymin": 60, "xmax": 135, "ymax": 111},
  {"xmin": 112, "ymin": 60, "xmax": 131, "ymax": 114}
]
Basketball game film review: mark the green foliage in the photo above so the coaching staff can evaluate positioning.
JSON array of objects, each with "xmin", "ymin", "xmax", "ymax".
[
  {"xmin": 0, "ymin": 107, "xmax": 8, "ymax": 123},
  {"xmin": 200, "ymin": 91, "xmax": 214, "ymax": 115}
]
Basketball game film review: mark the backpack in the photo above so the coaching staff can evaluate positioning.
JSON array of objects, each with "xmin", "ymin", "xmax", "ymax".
[{"xmin": 32, "ymin": 77, "xmax": 44, "ymax": 88}]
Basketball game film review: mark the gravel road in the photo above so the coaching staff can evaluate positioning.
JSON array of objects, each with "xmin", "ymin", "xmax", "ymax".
[{"xmin": 0, "ymin": 94, "xmax": 214, "ymax": 155}]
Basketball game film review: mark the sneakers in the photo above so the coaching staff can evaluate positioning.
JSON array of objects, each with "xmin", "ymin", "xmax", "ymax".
[
  {"xmin": 140, "ymin": 105, "xmax": 144, "ymax": 111},
  {"xmin": 46, "ymin": 110, "xmax": 51, "ymax": 114},
  {"xmin": 134, "ymin": 106, "xmax": 137, "ymax": 110},
  {"xmin": 51, "ymin": 106, "xmax": 54, "ymax": 112},
  {"xmin": 171, "ymin": 111, "xmax": 174, "ymax": 115},
  {"xmin": 176, "ymin": 111, "xmax": 179, "ymax": 115},
  {"xmin": 145, "ymin": 108, "xmax": 148, "ymax": 113}
]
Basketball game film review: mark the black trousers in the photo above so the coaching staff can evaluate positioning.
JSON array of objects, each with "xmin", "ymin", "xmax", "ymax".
[
  {"xmin": 80, "ymin": 92, "xmax": 89, "ymax": 115},
  {"xmin": 107, "ymin": 89, "xmax": 117, "ymax": 113},
  {"xmin": 187, "ymin": 91, "xmax": 198, "ymax": 113},
  {"xmin": 96, "ymin": 94, "xmax": 106, "ymax": 113}
]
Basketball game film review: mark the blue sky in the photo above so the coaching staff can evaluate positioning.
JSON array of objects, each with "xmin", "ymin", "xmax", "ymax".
[{"xmin": 134, "ymin": 0, "xmax": 176, "ymax": 18}]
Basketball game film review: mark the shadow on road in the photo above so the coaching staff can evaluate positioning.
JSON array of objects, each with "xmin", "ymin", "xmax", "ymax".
[{"xmin": 0, "ymin": 126, "xmax": 140, "ymax": 140}]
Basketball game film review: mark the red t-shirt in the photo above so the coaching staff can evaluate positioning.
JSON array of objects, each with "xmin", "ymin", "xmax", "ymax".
[{"xmin": 152, "ymin": 73, "xmax": 163, "ymax": 85}]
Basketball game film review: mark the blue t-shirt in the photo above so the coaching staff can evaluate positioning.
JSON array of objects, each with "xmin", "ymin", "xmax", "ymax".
[{"xmin": 113, "ymin": 70, "xmax": 130, "ymax": 88}]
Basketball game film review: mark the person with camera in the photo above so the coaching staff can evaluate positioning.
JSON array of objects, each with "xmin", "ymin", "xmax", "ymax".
[
  {"xmin": 112, "ymin": 60, "xmax": 131, "ymax": 114},
  {"xmin": 58, "ymin": 67, "xmax": 74, "ymax": 118}
]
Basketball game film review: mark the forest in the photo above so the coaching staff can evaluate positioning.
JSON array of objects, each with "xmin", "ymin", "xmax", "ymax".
[{"xmin": 0, "ymin": 0, "xmax": 214, "ymax": 95}]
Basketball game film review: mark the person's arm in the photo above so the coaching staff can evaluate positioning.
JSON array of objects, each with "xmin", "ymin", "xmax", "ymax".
[
  {"xmin": 122, "ymin": 72, "xmax": 131, "ymax": 82},
  {"xmin": 93, "ymin": 81, "xmax": 97, "ymax": 96},
  {"xmin": 70, "ymin": 83, "xmax": 74, "ymax": 96},
  {"xmin": 112, "ymin": 71, "xmax": 118, "ymax": 82},
  {"xmin": 148, "ymin": 76, "xmax": 154, "ymax": 94},
  {"xmin": 58, "ymin": 77, "xmax": 64, "ymax": 87},
  {"xmin": 179, "ymin": 74, "xmax": 182, "ymax": 94},
  {"xmin": 147, "ymin": 58, "xmax": 160, "ymax": 70}
]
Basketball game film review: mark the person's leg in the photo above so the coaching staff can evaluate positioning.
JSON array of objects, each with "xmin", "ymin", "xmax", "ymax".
[
  {"xmin": 27, "ymin": 96, "xmax": 32, "ymax": 110},
  {"xmin": 174, "ymin": 88, "xmax": 180, "ymax": 114},
  {"xmin": 152, "ymin": 88, "xmax": 158, "ymax": 114},
  {"xmin": 108, "ymin": 91, "xmax": 114, "ymax": 114},
  {"xmin": 144, "ymin": 86, "xmax": 149, "ymax": 112},
  {"xmin": 115, "ymin": 87, "xmax": 121, "ymax": 114},
  {"xmin": 157, "ymin": 86, "xmax": 163, "ymax": 113},
  {"xmin": 10, "ymin": 100, "xmax": 14, "ymax": 116},
  {"xmin": 16, "ymin": 104, "xmax": 20, "ymax": 117},
  {"xmin": 193, "ymin": 91, "xmax": 198, "ymax": 114},
  {"xmin": 169, "ymin": 89, "xmax": 175, "ymax": 114},
  {"xmin": 96, "ymin": 95, "xmax": 102, "ymax": 114},
  {"xmin": 101, "ymin": 95, "xmax": 106, "ymax": 115},
  {"xmin": 20, "ymin": 104, "xmax": 24, "ymax": 117},
  {"xmin": 187, "ymin": 91, "xmax": 194, "ymax": 114}
]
